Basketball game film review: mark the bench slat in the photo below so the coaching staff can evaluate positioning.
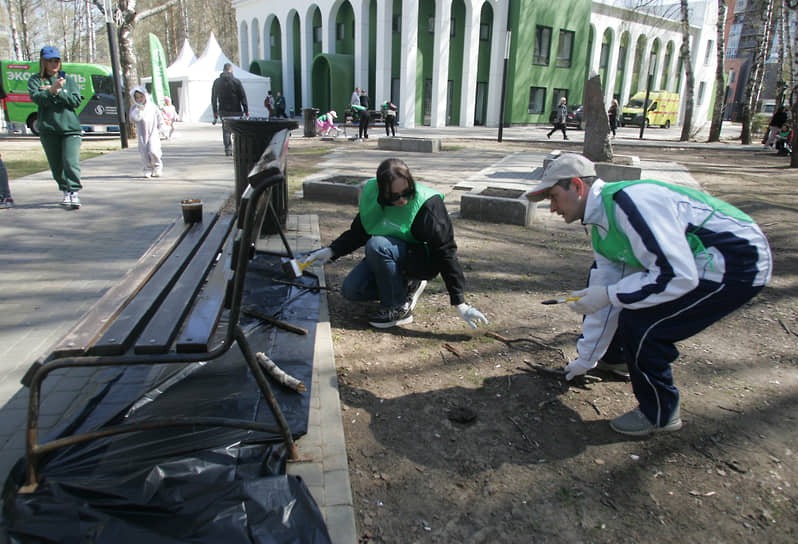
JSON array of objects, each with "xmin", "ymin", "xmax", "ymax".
[
  {"xmin": 50, "ymin": 219, "xmax": 188, "ymax": 359},
  {"xmin": 89, "ymin": 214, "xmax": 218, "ymax": 356},
  {"xmin": 134, "ymin": 215, "xmax": 236, "ymax": 355},
  {"xmin": 175, "ymin": 235, "xmax": 235, "ymax": 353}
]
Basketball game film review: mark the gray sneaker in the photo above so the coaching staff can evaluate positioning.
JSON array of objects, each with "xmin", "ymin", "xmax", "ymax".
[
  {"xmin": 405, "ymin": 280, "xmax": 427, "ymax": 312},
  {"xmin": 610, "ymin": 405, "xmax": 682, "ymax": 437},
  {"xmin": 69, "ymin": 192, "xmax": 80, "ymax": 209},
  {"xmin": 368, "ymin": 305, "xmax": 413, "ymax": 329},
  {"xmin": 595, "ymin": 359, "xmax": 630, "ymax": 378}
]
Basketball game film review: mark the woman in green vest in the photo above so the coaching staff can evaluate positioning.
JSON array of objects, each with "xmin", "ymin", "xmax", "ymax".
[{"xmin": 302, "ymin": 158, "xmax": 488, "ymax": 329}]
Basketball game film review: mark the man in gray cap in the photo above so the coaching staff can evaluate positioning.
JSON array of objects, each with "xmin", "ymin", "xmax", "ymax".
[{"xmin": 528, "ymin": 153, "xmax": 772, "ymax": 436}]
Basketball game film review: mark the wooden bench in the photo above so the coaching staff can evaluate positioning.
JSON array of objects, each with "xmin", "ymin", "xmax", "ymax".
[{"xmin": 19, "ymin": 129, "xmax": 300, "ymax": 492}]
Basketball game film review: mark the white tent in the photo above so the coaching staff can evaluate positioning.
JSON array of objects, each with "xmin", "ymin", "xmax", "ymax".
[
  {"xmin": 167, "ymin": 39, "xmax": 197, "ymax": 79},
  {"xmin": 175, "ymin": 32, "xmax": 270, "ymax": 123}
]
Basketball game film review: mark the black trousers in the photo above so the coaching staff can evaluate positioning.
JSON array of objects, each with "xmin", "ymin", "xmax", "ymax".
[
  {"xmin": 359, "ymin": 111, "xmax": 370, "ymax": 138},
  {"xmin": 385, "ymin": 114, "xmax": 396, "ymax": 136}
]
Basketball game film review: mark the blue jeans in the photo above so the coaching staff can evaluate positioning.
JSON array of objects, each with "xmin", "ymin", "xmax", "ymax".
[{"xmin": 341, "ymin": 236, "xmax": 408, "ymax": 309}]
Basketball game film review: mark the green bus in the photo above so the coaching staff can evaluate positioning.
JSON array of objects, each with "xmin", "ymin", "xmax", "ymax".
[{"xmin": 1, "ymin": 60, "xmax": 119, "ymax": 135}]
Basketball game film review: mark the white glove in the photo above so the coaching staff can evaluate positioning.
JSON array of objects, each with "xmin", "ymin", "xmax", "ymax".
[
  {"xmin": 567, "ymin": 286, "xmax": 611, "ymax": 315},
  {"xmin": 456, "ymin": 303, "xmax": 488, "ymax": 328},
  {"xmin": 304, "ymin": 247, "xmax": 333, "ymax": 265},
  {"xmin": 564, "ymin": 358, "xmax": 598, "ymax": 381}
]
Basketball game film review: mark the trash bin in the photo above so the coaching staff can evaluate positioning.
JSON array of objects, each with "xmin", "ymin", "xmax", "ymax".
[
  {"xmin": 302, "ymin": 108, "xmax": 319, "ymax": 137},
  {"xmin": 225, "ymin": 117, "xmax": 299, "ymax": 235}
]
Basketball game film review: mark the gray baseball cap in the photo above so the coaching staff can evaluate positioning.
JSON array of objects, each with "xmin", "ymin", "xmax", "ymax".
[{"xmin": 526, "ymin": 153, "xmax": 596, "ymax": 201}]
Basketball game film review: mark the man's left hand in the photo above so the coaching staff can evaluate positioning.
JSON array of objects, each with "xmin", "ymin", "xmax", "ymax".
[
  {"xmin": 564, "ymin": 358, "xmax": 597, "ymax": 381},
  {"xmin": 567, "ymin": 286, "xmax": 610, "ymax": 315}
]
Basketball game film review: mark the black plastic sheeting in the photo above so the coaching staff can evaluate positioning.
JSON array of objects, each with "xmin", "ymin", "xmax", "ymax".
[{"xmin": 1, "ymin": 255, "xmax": 330, "ymax": 543}]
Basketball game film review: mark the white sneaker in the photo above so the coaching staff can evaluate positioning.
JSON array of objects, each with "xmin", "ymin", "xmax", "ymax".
[
  {"xmin": 143, "ymin": 169, "xmax": 152, "ymax": 178},
  {"xmin": 61, "ymin": 191, "xmax": 71, "ymax": 206},
  {"xmin": 69, "ymin": 192, "xmax": 80, "ymax": 209},
  {"xmin": 151, "ymin": 169, "xmax": 162, "ymax": 178}
]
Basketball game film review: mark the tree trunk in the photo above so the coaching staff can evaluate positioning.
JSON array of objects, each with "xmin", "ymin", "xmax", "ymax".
[
  {"xmin": 5, "ymin": 0, "xmax": 23, "ymax": 60},
  {"xmin": 679, "ymin": 0, "xmax": 695, "ymax": 141},
  {"xmin": 750, "ymin": 0, "xmax": 775, "ymax": 111},
  {"xmin": 709, "ymin": 0, "xmax": 727, "ymax": 142},
  {"xmin": 740, "ymin": 0, "xmax": 769, "ymax": 144}
]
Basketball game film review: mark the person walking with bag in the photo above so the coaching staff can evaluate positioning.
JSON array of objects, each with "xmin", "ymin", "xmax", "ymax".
[
  {"xmin": 547, "ymin": 96, "xmax": 569, "ymax": 140},
  {"xmin": 27, "ymin": 46, "xmax": 83, "ymax": 209}
]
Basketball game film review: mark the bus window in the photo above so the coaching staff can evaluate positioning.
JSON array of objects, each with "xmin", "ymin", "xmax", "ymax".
[{"xmin": 91, "ymin": 74, "xmax": 115, "ymax": 97}]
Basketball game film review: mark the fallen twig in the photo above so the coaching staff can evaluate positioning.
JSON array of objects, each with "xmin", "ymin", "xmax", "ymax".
[
  {"xmin": 507, "ymin": 416, "xmax": 534, "ymax": 448},
  {"xmin": 586, "ymin": 399, "xmax": 601, "ymax": 415},
  {"xmin": 255, "ymin": 352, "xmax": 307, "ymax": 392},
  {"xmin": 244, "ymin": 308, "xmax": 308, "ymax": 335},
  {"xmin": 443, "ymin": 343, "xmax": 462, "ymax": 357},
  {"xmin": 718, "ymin": 405, "xmax": 744, "ymax": 414},
  {"xmin": 520, "ymin": 360, "xmax": 602, "ymax": 382},
  {"xmin": 485, "ymin": 331, "xmax": 567, "ymax": 361},
  {"xmin": 778, "ymin": 318, "xmax": 798, "ymax": 338}
]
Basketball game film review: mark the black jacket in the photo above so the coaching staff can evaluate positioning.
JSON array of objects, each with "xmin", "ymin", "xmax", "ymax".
[
  {"xmin": 329, "ymin": 195, "xmax": 466, "ymax": 305},
  {"xmin": 211, "ymin": 71, "xmax": 248, "ymax": 117}
]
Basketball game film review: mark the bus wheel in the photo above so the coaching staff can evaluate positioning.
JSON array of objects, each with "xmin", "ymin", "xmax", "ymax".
[
  {"xmin": 26, "ymin": 114, "xmax": 39, "ymax": 136},
  {"xmin": 664, "ymin": 120, "xmax": 671, "ymax": 129}
]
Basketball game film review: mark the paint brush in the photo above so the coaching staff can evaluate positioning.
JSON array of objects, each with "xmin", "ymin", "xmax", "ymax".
[{"xmin": 540, "ymin": 296, "xmax": 581, "ymax": 305}]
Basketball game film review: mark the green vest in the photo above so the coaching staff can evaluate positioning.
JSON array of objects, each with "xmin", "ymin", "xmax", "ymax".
[
  {"xmin": 359, "ymin": 179, "xmax": 442, "ymax": 243},
  {"xmin": 592, "ymin": 180, "xmax": 754, "ymax": 268}
]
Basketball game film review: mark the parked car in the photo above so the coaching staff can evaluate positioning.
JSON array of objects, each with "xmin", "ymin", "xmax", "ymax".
[
  {"xmin": 548, "ymin": 105, "xmax": 584, "ymax": 129},
  {"xmin": 566, "ymin": 105, "xmax": 584, "ymax": 130}
]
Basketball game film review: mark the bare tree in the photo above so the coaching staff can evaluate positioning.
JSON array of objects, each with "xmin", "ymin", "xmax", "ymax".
[
  {"xmin": 739, "ymin": 0, "xmax": 771, "ymax": 144},
  {"xmin": 5, "ymin": 0, "xmax": 24, "ymax": 59},
  {"xmin": 679, "ymin": 0, "xmax": 695, "ymax": 141},
  {"xmin": 709, "ymin": 0, "xmax": 727, "ymax": 142}
]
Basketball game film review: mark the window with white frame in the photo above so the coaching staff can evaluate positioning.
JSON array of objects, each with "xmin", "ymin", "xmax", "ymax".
[
  {"xmin": 704, "ymin": 40, "xmax": 714, "ymax": 64},
  {"xmin": 698, "ymin": 81, "xmax": 706, "ymax": 105}
]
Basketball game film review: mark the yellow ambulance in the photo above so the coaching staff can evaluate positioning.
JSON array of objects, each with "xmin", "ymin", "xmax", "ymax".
[{"xmin": 620, "ymin": 91, "xmax": 680, "ymax": 128}]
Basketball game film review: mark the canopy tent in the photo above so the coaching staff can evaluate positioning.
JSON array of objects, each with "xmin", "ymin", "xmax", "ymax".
[
  {"xmin": 144, "ymin": 33, "xmax": 271, "ymax": 123},
  {"xmin": 167, "ymin": 39, "xmax": 197, "ymax": 78}
]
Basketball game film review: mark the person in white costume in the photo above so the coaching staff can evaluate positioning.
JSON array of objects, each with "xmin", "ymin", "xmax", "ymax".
[{"xmin": 129, "ymin": 86, "xmax": 164, "ymax": 178}]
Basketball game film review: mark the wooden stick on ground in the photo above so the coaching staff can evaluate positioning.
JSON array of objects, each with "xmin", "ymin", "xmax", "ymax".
[{"xmin": 255, "ymin": 352, "xmax": 307, "ymax": 392}]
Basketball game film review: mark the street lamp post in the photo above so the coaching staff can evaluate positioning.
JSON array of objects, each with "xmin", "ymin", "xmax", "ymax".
[
  {"xmin": 104, "ymin": 0, "xmax": 128, "ymax": 148},
  {"xmin": 639, "ymin": 52, "xmax": 656, "ymax": 140},
  {"xmin": 498, "ymin": 30, "xmax": 512, "ymax": 142}
]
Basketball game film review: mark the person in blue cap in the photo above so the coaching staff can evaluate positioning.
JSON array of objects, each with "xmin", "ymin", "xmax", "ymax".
[{"xmin": 27, "ymin": 46, "xmax": 83, "ymax": 209}]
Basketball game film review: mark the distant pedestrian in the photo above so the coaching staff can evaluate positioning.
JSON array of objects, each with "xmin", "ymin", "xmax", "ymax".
[
  {"xmin": 350, "ymin": 87, "xmax": 361, "ymax": 107},
  {"xmin": 211, "ymin": 63, "xmax": 249, "ymax": 156},
  {"xmin": 274, "ymin": 91, "xmax": 286, "ymax": 118},
  {"xmin": 316, "ymin": 110, "xmax": 339, "ymax": 137},
  {"xmin": 264, "ymin": 90, "xmax": 275, "ymax": 118},
  {"xmin": 0, "ymin": 153, "xmax": 14, "ymax": 209},
  {"xmin": 381, "ymin": 100, "xmax": 397, "ymax": 136},
  {"xmin": 358, "ymin": 90, "xmax": 370, "ymax": 139},
  {"xmin": 160, "ymin": 96, "xmax": 177, "ymax": 140},
  {"xmin": 28, "ymin": 46, "xmax": 83, "ymax": 209},
  {"xmin": 608, "ymin": 98, "xmax": 619, "ymax": 137},
  {"xmin": 129, "ymin": 86, "xmax": 164, "ymax": 178},
  {"xmin": 764, "ymin": 107, "xmax": 788, "ymax": 149},
  {"xmin": 547, "ymin": 97, "xmax": 568, "ymax": 140}
]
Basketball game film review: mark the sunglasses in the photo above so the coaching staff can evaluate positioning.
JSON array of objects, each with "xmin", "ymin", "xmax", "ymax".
[{"xmin": 387, "ymin": 188, "xmax": 413, "ymax": 203}]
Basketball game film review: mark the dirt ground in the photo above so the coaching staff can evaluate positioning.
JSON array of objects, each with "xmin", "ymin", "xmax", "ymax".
[{"xmin": 287, "ymin": 137, "xmax": 798, "ymax": 543}]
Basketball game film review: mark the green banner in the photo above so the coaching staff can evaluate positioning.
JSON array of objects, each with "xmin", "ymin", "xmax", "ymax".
[{"xmin": 149, "ymin": 33, "xmax": 170, "ymax": 107}]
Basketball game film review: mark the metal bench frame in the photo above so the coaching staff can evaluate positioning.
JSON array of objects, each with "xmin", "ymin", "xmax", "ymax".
[{"xmin": 20, "ymin": 130, "xmax": 299, "ymax": 492}]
